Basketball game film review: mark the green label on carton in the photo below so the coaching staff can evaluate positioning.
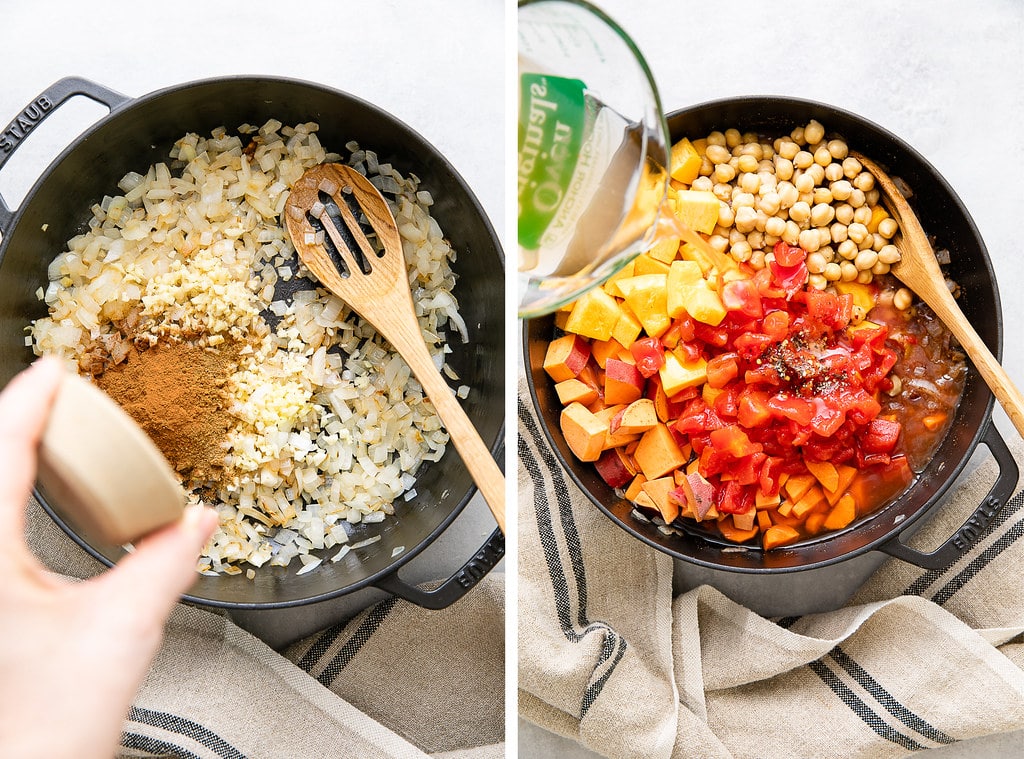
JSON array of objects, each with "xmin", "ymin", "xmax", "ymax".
[{"xmin": 518, "ymin": 74, "xmax": 586, "ymax": 250}]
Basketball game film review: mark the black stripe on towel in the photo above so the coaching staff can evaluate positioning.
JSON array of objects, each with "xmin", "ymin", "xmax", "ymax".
[
  {"xmin": 930, "ymin": 495, "xmax": 1024, "ymax": 606},
  {"xmin": 829, "ymin": 647, "xmax": 955, "ymax": 745},
  {"xmin": 121, "ymin": 732, "xmax": 204, "ymax": 759},
  {"xmin": 808, "ymin": 659, "xmax": 925, "ymax": 752},
  {"xmin": 127, "ymin": 707, "xmax": 247, "ymax": 759},
  {"xmin": 315, "ymin": 596, "xmax": 400, "ymax": 687},
  {"xmin": 904, "ymin": 490, "xmax": 1024, "ymax": 599},
  {"xmin": 519, "ymin": 398, "xmax": 628, "ymax": 716}
]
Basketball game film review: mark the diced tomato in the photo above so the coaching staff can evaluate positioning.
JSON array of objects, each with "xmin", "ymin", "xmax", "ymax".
[
  {"xmin": 706, "ymin": 353, "xmax": 740, "ymax": 389},
  {"xmin": 717, "ymin": 480, "xmax": 755, "ymax": 514},
  {"xmin": 629, "ymin": 337, "xmax": 665, "ymax": 378},
  {"xmin": 773, "ymin": 241, "xmax": 805, "ymax": 267},
  {"xmin": 805, "ymin": 290, "xmax": 853, "ymax": 331},
  {"xmin": 662, "ymin": 314, "xmax": 697, "ymax": 347},
  {"xmin": 693, "ymin": 322, "xmax": 729, "ymax": 348},
  {"xmin": 712, "ymin": 384, "xmax": 741, "ymax": 419},
  {"xmin": 762, "ymin": 309, "xmax": 790, "ymax": 340},
  {"xmin": 722, "ymin": 279, "xmax": 764, "ymax": 318},
  {"xmin": 737, "ymin": 387, "xmax": 772, "ymax": 428},
  {"xmin": 767, "ymin": 393, "xmax": 814, "ymax": 426},
  {"xmin": 733, "ymin": 331, "xmax": 774, "ymax": 361},
  {"xmin": 709, "ymin": 425, "xmax": 763, "ymax": 459},
  {"xmin": 758, "ymin": 455, "xmax": 784, "ymax": 497},
  {"xmin": 768, "ymin": 259, "xmax": 808, "ymax": 297},
  {"xmin": 861, "ymin": 418, "xmax": 901, "ymax": 454}
]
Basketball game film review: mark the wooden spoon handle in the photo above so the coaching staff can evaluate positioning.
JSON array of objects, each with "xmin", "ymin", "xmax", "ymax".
[
  {"xmin": 400, "ymin": 341, "xmax": 506, "ymax": 532},
  {"xmin": 921, "ymin": 283, "xmax": 1024, "ymax": 440}
]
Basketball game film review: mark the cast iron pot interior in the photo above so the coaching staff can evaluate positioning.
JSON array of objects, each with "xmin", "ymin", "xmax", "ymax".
[
  {"xmin": 0, "ymin": 76, "xmax": 504, "ymax": 608},
  {"xmin": 526, "ymin": 96, "xmax": 1005, "ymax": 573}
]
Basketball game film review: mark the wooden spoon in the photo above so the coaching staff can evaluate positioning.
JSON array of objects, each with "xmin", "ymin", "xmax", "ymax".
[
  {"xmin": 854, "ymin": 152, "xmax": 1024, "ymax": 438},
  {"xmin": 284, "ymin": 164, "xmax": 505, "ymax": 532}
]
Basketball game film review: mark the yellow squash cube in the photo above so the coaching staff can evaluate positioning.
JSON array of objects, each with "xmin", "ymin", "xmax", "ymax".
[
  {"xmin": 602, "ymin": 260, "xmax": 637, "ymax": 299},
  {"xmin": 672, "ymin": 190, "xmax": 720, "ymax": 235},
  {"xmin": 617, "ymin": 274, "xmax": 670, "ymax": 338},
  {"xmin": 564, "ymin": 287, "xmax": 622, "ymax": 341},
  {"xmin": 670, "ymin": 138, "xmax": 702, "ymax": 184},
  {"xmin": 611, "ymin": 306, "xmax": 643, "ymax": 347},
  {"xmin": 659, "ymin": 350, "xmax": 707, "ymax": 396},
  {"xmin": 647, "ymin": 236, "xmax": 681, "ymax": 264}
]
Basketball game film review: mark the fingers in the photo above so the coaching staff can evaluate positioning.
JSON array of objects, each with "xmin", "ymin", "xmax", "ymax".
[
  {"xmin": 96, "ymin": 505, "xmax": 218, "ymax": 625},
  {"xmin": 0, "ymin": 357, "xmax": 65, "ymax": 533}
]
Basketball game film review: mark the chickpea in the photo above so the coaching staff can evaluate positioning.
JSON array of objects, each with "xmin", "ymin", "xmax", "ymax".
[
  {"xmin": 794, "ymin": 150, "xmax": 814, "ymax": 169},
  {"xmin": 758, "ymin": 172, "xmax": 778, "ymax": 192},
  {"xmin": 872, "ymin": 233, "xmax": 886, "ymax": 252},
  {"xmin": 760, "ymin": 143, "xmax": 775, "ymax": 160},
  {"xmin": 763, "ymin": 234, "xmax": 780, "ymax": 247},
  {"xmin": 878, "ymin": 244, "xmax": 901, "ymax": 264},
  {"xmin": 831, "ymin": 222, "xmax": 849, "ymax": 243},
  {"xmin": 838, "ymin": 239, "xmax": 858, "ymax": 259},
  {"xmin": 739, "ymin": 142, "xmax": 762, "ymax": 160},
  {"xmin": 853, "ymin": 205, "xmax": 873, "ymax": 225},
  {"xmin": 758, "ymin": 158, "xmax": 775, "ymax": 173},
  {"xmin": 818, "ymin": 245, "xmax": 835, "ymax": 262},
  {"xmin": 774, "ymin": 156, "xmax": 795, "ymax": 181},
  {"xmin": 725, "ymin": 128, "xmax": 742, "ymax": 148},
  {"xmin": 791, "ymin": 126, "xmax": 806, "ymax": 145},
  {"xmin": 856, "ymin": 269, "xmax": 873, "ymax": 284},
  {"xmin": 871, "ymin": 260, "xmax": 890, "ymax": 276},
  {"xmin": 778, "ymin": 181, "xmax": 799, "ymax": 209},
  {"xmin": 713, "ymin": 183, "xmax": 732, "ymax": 201},
  {"xmin": 764, "ymin": 215, "xmax": 786, "ymax": 237},
  {"xmin": 748, "ymin": 229, "xmax": 765, "ymax": 249},
  {"xmin": 798, "ymin": 191, "xmax": 814, "ymax": 207},
  {"xmin": 758, "ymin": 192, "xmax": 782, "ymax": 216},
  {"xmin": 714, "ymin": 163, "xmax": 737, "ymax": 184},
  {"xmin": 709, "ymin": 234, "xmax": 729, "ymax": 253},
  {"xmin": 893, "ymin": 287, "xmax": 913, "ymax": 310},
  {"xmin": 840, "ymin": 260, "xmax": 858, "ymax": 282},
  {"xmin": 808, "ymin": 273, "xmax": 828, "ymax": 290},
  {"xmin": 818, "ymin": 227, "xmax": 833, "ymax": 248},
  {"xmin": 742, "ymin": 131, "xmax": 759, "ymax": 145},
  {"xmin": 807, "ymin": 164, "xmax": 826, "ymax": 185},
  {"xmin": 830, "ymin": 179, "xmax": 853, "ymax": 201},
  {"xmin": 878, "ymin": 217, "xmax": 898, "ymax": 239},
  {"xmin": 813, "ymin": 145, "xmax": 832, "ymax": 167},
  {"xmin": 699, "ymin": 156, "xmax": 714, "ymax": 176},
  {"xmin": 729, "ymin": 227, "xmax": 746, "ymax": 245},
  {"xmin": 729, "ymin": 155, "xmax": 741, "ymax": 171},
  {"xmin": 783, "ymin": 219, "xmax": 801, "ymax": 245},
  {"xmin": 841, "ymin": 156, "xmax": 862, "ymax": 179},
  {"xmin": 799, "ymin": 228, "xmax": 822, "ymax": 252},
  {"xmin": 778, "ymin": 140, "xmax": 799, "ymax": 160},
  {"xmin": 794, "ymin": 171, "xmax": 815, "ymax": 194},
  {"xmin": 866, "ymin": 189, "xmax": 880, "ymax": 207},
  {"xmin": 740, "ymin": 172, "xmax": 761, "ymax": 194},
  {"xmin": 706, "ymin": 143, "xmax": 731, "ymax": 164},
  {"xmin": 692, "ymin": 176, "xmax": 713, "ymax": 192},
  {"xmin": 733, "ymin": 191, "xmax": 756, "ymax": 208},
  {"xmin": 847, "ymin": 222, "xmax": 869, "ymax": 245},
  {"xmin": 849, "ymin": 188, "xmax": 866, "ymax": 208},
  {"xmin": 853, "ymin": 171, "xmax": 875, "ymax": 192},
  {"xmin": 707, "ymin": 131, "xmax": 727, "ymax": 146},
  {"xmin": 735, "ymin": 206, "xmax": 758, "ymax": 233},
  {"xmin": 854, "ymin": 248, "xmax": 878, "ymax": 270},
  {"xmin": 813, "ymin": 187, "xmax": 834, "ymax": 206},
  {"xmin": 737, "ymin": 154, "xmax": 759, "ymax": 173},
  {"xmin": 806, "ymin": 250, "xmax": 827, "ymax": 274},
  {"xmin": 823, "ymin": 262, "xmax": 842, "ymax": 281},
  {"xmin": 827, "ymin": 139, "xmax": 849, "ymax": 160},
  {"xmin": 754, "ymin": 210, "xmax": 769, "ymax": 233},
  {"xmin": 731, "ymin": 240, "xmax": 752, "ymax": 262},
  {"xmin": 810, "ymin": 202, "xmax": 835, "ymax": 227},
  {"xmin": 789, "ymin": 200, "xmax": 811, "ymax": 223},
  {"xmin": 804, "ymin": 120, "xmax": 825, "ymax": 145},
  {"xmin": 835, "ymin": 203, "xmax": 854, "ymax": 225},
  {"xmin": 750, "ymin": 249, "xmax": 766, "ymax": 269},
  {"xmin": 824, "ymin": 162, "xmax": 844, "ymax": 182},
  {"xmin": 717, "ymin": 202, "xmax": 735, "ymax": 228}
]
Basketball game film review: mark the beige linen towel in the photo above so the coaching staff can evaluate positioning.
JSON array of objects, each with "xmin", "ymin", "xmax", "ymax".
[
  {"xmin": 519, "ymin": 376, "xmax": 1024, "ymax": 759},
  {"xmin": 24, "ymin": 497, "xmax": 504, "ymax": 759}
]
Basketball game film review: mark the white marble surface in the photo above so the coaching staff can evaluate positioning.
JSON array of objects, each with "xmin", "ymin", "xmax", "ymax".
[
  {"xmin": 0, "ymin": 0, "xmax": 504, "ymax": 634},
  {"xmin": 519, "ymin": 0, "xmax": 1024, "ymax": 757}
]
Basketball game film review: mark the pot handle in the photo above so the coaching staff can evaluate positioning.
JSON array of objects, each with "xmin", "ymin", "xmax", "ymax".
[
  {"xmin": 878, "ymin": 423, "xmax": 1018, "ymax": 569},
  {"xmin": 372, "ymin": 526, "xmax": 505, "ymax": 610},
  {"xmin": 0, "ymin": 77, "xmax": 129, "ymax": 230}
]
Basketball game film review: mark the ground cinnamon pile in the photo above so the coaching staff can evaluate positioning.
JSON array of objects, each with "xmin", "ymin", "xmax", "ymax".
[{"xmin": 96, "ymin": 340, "xmax": 239, "ymax": 486}]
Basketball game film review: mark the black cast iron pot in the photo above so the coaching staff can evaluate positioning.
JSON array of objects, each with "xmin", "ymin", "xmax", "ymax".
[
  {"xmin": 526, "ymin": 96, "xmax": 1016, "ymax": 578},
  {"xmin": 0, "ymin": 76, "xmax": 504, "ymax": 612}
]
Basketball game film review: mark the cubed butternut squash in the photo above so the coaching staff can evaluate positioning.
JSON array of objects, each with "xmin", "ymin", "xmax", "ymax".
[
  {"xmin": 634, "ymin": 422, "xmax": 688, "ymax": 480},
  {"xmin": 669, "ymin": 138, "xmax": 702, "ymax": 184},
  {"xmin": 564, "ymin": 287, "xmax": 623, "ymax": 341},
  {"xmin": 642, "ymin": 476, "xmax": 680, "ymax": 524},
  {"xmin": 559, "ymin": 402, "xmax": 606, "ymax": 462}
]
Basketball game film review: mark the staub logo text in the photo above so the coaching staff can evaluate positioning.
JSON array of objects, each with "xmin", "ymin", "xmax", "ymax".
[{"xmin": 0, "ymin": 96, "xmax": 54, "ymax": 154}]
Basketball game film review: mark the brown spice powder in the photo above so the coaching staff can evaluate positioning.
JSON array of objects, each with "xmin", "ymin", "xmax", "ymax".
[{"xmin": 96, "ymin": 340, "xmax": 239, "ymax": 486}]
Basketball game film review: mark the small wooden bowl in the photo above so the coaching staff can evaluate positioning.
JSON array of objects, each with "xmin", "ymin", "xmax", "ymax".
[{"xmin": 37, "ymin": 372, "xmax": 184, "ymax": 546}]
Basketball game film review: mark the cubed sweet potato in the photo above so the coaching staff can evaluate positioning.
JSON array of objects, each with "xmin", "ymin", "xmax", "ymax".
[
  {"xmin": 554, "ymin": 378, "xmax": 599, "ymax": 407},
  {"xmin": 559, "ymin": 402, "xmax": 606, "ymax": 462},
  {"xmin": 634, "ymin": 422, "xmax": 688, "ymax": 480},
  {"xmin": 543, "ymin": 333, "xmax": 591, "ymax": 382},
  {"xmin": 604, "ymin": 358, "xmax": 645, "ymax": 406},
  {"xmin": 642, "ymin": 476, "xmax": 679, "ymax": 524}
]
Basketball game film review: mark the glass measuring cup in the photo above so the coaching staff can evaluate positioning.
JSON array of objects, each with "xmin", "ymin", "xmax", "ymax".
[{"xmin": 517, "ymin": 0, "xmax": 671, "ymax": 318}]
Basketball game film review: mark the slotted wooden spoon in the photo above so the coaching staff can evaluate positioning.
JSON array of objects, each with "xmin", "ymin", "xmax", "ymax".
[
  {"xmin": 284, "ymin": 164, "xmax": 505, "ymax": 532},
  {"xmin": 854, "ymin": 152, "xmax": 1024, "ymax": 438}
]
